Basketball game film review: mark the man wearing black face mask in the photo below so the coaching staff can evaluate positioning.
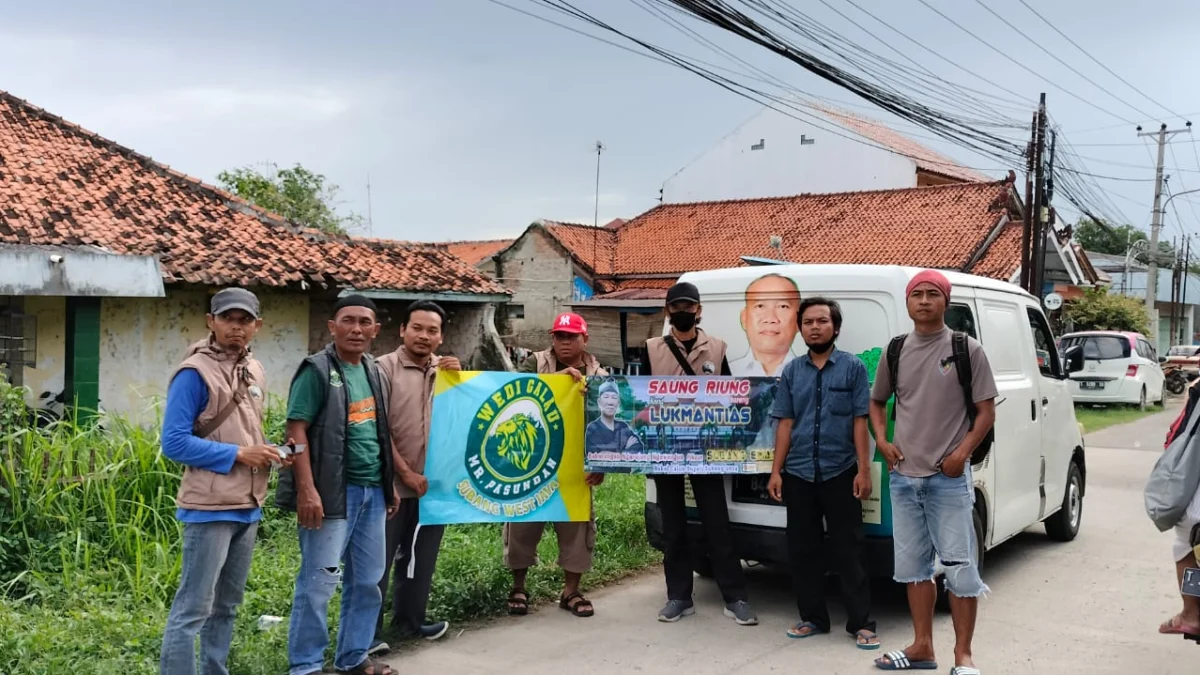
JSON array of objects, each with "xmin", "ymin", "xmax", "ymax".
[
  {"xmin": 766, "ymin": 297, "xmax": 878, "ymax": 650},
  {"xmin": 643, "ymin": 283, "xmax": 757, "ymax": 626}
]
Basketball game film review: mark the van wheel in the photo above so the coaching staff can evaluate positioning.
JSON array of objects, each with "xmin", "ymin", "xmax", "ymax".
[
  {"xmin": 1045, "ymin": 462, "xmax": 1083, "ymax": 542},
  {"xmin": 935, "ymin": 508, "xmax": 985, "ymax": 611}
]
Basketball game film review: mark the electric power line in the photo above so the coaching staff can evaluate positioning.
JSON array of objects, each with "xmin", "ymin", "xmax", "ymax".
[{"xmin": 1014, "ymin": 0, "xmax": 1182, "ymax": 119}]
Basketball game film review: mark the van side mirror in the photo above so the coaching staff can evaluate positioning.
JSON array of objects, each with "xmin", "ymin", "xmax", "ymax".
[
  {"xmin": 1159, "ymin": 356, "xmax": 1168, "ymax": 364},
  {"xmin": 1063, "ymin": 345, "xmax": 1084, "ymax": 374}
]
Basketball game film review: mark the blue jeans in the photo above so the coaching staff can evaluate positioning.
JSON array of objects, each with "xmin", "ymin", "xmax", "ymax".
[
  {"xmin": 160, "ymin": 520, "xmax": 259, "ymax": 675},
  {"xmin": 890, "ymin": 469, "xmax": 989, "ymax": 598},
  {"xmin": 288, "ymin": 485, "xmax": 387, "ymax": 675}
]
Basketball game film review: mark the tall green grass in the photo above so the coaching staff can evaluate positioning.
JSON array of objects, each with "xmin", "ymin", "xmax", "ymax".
[{"xmin": 0, "ymin": 374, "xmax": 660, "ymax": 674}]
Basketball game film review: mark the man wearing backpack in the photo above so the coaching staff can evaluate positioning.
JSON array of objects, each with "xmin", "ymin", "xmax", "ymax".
[{"xmin": 868, "ymin": 270, "xmax": 997, "ymax": 675}]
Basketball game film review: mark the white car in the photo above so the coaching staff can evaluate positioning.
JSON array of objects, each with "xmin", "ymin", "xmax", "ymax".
[
  {"xmin": 644, "ymin": 265, "xmax": 1088, "ymax": 587},
  {"xmin": 1059, "ymin": 331, "xmax": 1164, "ymax": 409}
]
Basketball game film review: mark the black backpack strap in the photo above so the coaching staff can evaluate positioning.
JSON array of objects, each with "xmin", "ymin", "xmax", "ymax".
[
  {"xmin": 951, "ymin": 332, "xmax": 976, "ymax": 430},
  {"xmin": 663, "ymin": 336, "xmax": 696, "ymax": 376},
  {"xmin": 886, "ymin": 335, "xmax": 907, "ymax": 421}
]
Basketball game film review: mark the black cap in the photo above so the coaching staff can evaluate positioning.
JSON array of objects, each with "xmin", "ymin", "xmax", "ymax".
[
  {"xmin": 210, "ymin": 288, "xmax": 260, "ymax": 318},
  {"xmin": 665, "ymin": 282, "xmax": 701, "ymax": 305}
]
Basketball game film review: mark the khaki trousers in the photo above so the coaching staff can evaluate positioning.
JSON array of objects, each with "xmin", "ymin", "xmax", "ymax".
[{"xmin": 503, "ymin": 517, "xmax": 597, "ymax": 574}]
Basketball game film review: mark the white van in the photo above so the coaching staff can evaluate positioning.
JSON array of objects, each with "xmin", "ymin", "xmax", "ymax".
[{"xmin": 643, "ymin": 264, "xmax": 1087, "ymax": 581}]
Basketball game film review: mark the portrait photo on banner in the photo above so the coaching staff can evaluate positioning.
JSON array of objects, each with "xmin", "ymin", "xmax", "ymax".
[{"xmin": 583, "ymin": 375, "xmax": 778, "ymax": 475}]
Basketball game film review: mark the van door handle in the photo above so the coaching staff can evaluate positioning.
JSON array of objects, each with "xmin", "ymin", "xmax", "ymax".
[
  {"xmin": 1031, "ymin": 399, "xmax": 1037, "ymax": 420},
  {"xmin": 1042, "ymin": 397, "xmax": 1049, "ymax": 407}
]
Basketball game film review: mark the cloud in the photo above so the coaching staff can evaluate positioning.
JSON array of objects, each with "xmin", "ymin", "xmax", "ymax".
[{"xmin": 91, "ymin": 86, "xmax": 352, "ymax": 125}]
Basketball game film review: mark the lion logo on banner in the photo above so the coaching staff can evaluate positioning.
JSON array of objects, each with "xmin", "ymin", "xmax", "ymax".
[
  {"xmin": 493, "ymin": 413, "xmax": 541, "ymax": 472},
  {"xmin": 466, "ymin": 376, "xmax": 565, "ymax": 502}
]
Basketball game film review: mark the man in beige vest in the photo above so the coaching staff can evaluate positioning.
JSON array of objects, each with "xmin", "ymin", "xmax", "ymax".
[
  {"xmin": 644, "ymin": 282, "xmax": 758, "ymax": 626},
  {"xmin": 160, "ymin": 288, "xmax": 291, "ymax": 675},
  {"xmin": 370, "ymin": 301, "xmax": 460, "ymax": 655},
  {"xmin": 505, "ymin": 312, "xmax": 606, "ymax": 618}
]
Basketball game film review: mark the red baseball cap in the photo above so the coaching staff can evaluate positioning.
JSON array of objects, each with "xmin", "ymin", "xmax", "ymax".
[{"xmin": 549, "ymin": 312, "xmax": 588, "ymax": 335}]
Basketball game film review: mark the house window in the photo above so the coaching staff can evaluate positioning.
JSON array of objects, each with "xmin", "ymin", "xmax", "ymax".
[
  {"xmin": 509, "ymin": 304, "xmax": 525, "ymax": 320},
  {"xmin": 0, "ymin": 307, "xmax": 37, "ymax": 368}
]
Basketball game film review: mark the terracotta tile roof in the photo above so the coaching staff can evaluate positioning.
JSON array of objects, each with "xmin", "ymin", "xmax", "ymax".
[
  {"xmin": 968, "ymin": 222, "xmax": 1022, "ymax": 280},
  {"xmin": 0, "ymin": 90, "xmax": 506, "ymax": 296},
  {"xmin": 608, "ymin": 181, "xmax": 1016, "ymax": 279},
  {"xmin": 442, "ymin": 239, "xmax": 513, "ymax": 265},
  {"xmin": 814, "ymin": 104, "xmax": 993, "ymax": 183},
  {"xmin": 540, "ymin": 220, "xmax": 618, "ymax": 274}
]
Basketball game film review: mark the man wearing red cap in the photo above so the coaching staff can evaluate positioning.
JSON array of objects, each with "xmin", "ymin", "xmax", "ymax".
[
  {"xmin": 504, "ymin": 312, "xmax": 607, "ymax": 618},
  {"xmin": 869, "ymin": 269, "xmax": 997, "ymax": 674}
]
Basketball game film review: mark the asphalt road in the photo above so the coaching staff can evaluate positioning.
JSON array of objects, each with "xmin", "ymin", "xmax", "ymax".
[{"xmin": 384, "ymin": 404, "xmax": 1198, "ymax": 674}]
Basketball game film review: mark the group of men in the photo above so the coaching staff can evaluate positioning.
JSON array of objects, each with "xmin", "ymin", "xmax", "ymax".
[
  {"xmin": 158, "ymin": 265, "xmax": 996, "ymax": 675},
  {"xmin": 160, "ymin": 291, "xmax": 454, "ymax": 675}
]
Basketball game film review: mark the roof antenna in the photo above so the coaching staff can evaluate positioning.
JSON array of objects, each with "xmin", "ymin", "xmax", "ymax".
[{"xmin": 366, "ymin": 173, "xmax": 373, "ymax": 236}]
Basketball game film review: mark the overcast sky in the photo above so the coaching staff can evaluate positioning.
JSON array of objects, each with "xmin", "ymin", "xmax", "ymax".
[{"xmin": 3, "ymin": 1, "xmax": 1199, "ymax": 243}]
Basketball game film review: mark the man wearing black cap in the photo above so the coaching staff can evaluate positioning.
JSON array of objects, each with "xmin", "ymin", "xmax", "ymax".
[
  {"xmin": 160, "ymin": 288, "xmax": 290, "ymax": 675},
  {"xmin": 643, "ymin": 282, "xmax": 757, "ymax": 626},
  {"xmin": 277, "ymin": 295, "xmax": 399, "ymax": 675}
]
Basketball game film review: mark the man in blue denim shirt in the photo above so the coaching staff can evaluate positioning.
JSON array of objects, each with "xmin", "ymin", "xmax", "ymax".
[{"xmin": 767, "ymin": 297, "xmax": 878, "ymax": 649}]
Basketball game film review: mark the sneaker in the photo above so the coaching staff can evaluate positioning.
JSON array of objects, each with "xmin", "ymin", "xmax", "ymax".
[
  {"xmin": 367, "ymin": 639, "xmax": 390, "ymax": 656},
  {"xmin": 723, "ymin": 600, "xmax": 759, "ymax": 626},
  {"xmin": 419, "ymin": 621, "xmax": 450, "ymax": 641},
  {"xmin": 657, "ymin": 599, "xmax": 695, "ymax": 622}
]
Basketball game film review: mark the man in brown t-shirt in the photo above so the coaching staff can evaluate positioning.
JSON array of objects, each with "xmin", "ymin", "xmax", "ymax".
[{"xmin": 868, "ymin": 270, "xmax": 997, "ymax": 674}]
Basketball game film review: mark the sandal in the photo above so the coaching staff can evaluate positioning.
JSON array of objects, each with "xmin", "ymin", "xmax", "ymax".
[
  {"xmin": 785, "ymin": 621, "xmax": 825, "ymax": 638},
  {"xmin": 855, "ymin": 629, "xmax": 881, "ymax": 650},
  {"xmin": 874, "ymin": 650, "xmax": 937, "ymax": 670},
  {"xmin": 507, "ymin": 589, "xmax": 529, "ymax": 616},
  {"xmin": 338, "ymin": 658, "xmax": 394, "ymax": 675},
  {"xmin": 1159, "ymin": 613, "xmax": 1200, "ymax": 634},
  {"xmin": 559, "ymin": 591, "xmax": 595, "ymax": 617}
]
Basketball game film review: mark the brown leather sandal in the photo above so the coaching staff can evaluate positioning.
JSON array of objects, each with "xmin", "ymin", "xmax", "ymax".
[{"xmin": 559, "ymin": 591, "xmax": 594, "ymax": 617}]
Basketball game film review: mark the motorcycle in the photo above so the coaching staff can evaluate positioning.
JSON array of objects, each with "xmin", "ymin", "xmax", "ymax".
[{"xmin": 1164, "ymin": 364, "xmax": 1190, "ymax": 396}]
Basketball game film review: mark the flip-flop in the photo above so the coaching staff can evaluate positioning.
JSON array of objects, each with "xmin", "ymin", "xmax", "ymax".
[
  {"xmin": 786, "ymin": 621, "xmax": 825, "ymax": 639},
  {"xmin": 949, "ymin": 667, "xmax": 982, "ymax": 675},
  {"xmin": 1159, "ymin": 615, "xmax": 1200, "ymax": 635},
  {"xmin": 855, "ymin": 629, "xmax": 881, "ymax": 650},
  {"xmin": 874, "ymin": 650, "xmax": 937, "ymax": 670}
]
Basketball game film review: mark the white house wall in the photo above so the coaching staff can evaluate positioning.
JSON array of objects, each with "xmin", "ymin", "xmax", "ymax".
[
  {"xmin": 97, "ymin": 289, "xmax": 310, "ymax": 420},
  {"xmin": 23, "ymin": 295, "xmax": 67, "ymax": 399},
  {"xmin": 661, "ymin": 108, "xmax": 918, "ymax": 203}
]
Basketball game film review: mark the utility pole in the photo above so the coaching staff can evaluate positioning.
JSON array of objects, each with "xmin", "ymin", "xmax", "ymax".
[
  {"xmin": 1170, "ymin": 236, "xmax": 1180, "ymax": 344},
  {"xmin": 1138, "ymin": 122, "xmax": 1192, "ymax": 312},
  {"xmin": 366, "ymin": 174, "xmax": 373, "ymax": 236},
  {"xmin": 1184, "ymin": 236, "xmax": 1192, "ymax": 344},
  {"xmin": 1035, "ymin": 128, "xmax": 1057, "ymax": 297},
  {"xmin": 1020, "ymin": 110, "xmax": 1036, "ymax": 292},
  {"xmin": 1029, "ymin": 93, "xmax": 1048, "ymax": 298}
]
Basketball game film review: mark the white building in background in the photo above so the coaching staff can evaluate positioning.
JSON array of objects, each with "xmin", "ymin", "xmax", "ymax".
[{"xmin": 660, "ymin": 103, "xmax": 994, "ymax": 204}]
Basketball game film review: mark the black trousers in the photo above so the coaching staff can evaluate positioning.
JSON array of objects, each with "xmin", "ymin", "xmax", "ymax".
[
  {"xmin": 654, "ymin": 474, "xmax": 747, "ymax": 603},
  {"xmin": 783, "ymin": 468, "xmax": 874, "ymax": 634},
  {"xmin": 376, "ymin": 498, "xmax": 445, "ymax": 638}
]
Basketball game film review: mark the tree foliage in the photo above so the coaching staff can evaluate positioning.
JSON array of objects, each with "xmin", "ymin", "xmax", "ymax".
[
  {"xmin": 1075, "ymin": 218, "xmax": 1174, "ymax": 258},
  {"xmin": 217, "ymin": 163, "xmax": 362, "ymax": 236},
  {"xmin": 1063, "ymin": 287, "xmax": 1151, "ymax": 335}
]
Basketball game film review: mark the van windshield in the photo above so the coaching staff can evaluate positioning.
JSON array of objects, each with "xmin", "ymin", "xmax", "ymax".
[{"xmin": 1060, "ymin": 335, "xmax": 1130, "ymax": 360}]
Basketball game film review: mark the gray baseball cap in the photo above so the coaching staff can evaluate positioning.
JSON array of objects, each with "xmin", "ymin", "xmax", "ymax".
[{"xmin": 210, "ymin": 288, "xmax": 260, "ymax": 319}]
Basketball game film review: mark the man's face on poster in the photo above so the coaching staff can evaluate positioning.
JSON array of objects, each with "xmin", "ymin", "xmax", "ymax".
[
  {"xmin": 599, "ymin": 390, "xmax": 620, "ymax": 418},
  {"xmin": 740, "ymin": 275, "xmax": 800, "ymax": 360}
]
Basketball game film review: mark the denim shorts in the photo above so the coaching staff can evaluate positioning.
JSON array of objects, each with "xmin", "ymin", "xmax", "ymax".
[{"xmin": 890, "ymin": 469, "xmax": 989, "ymax": 598}]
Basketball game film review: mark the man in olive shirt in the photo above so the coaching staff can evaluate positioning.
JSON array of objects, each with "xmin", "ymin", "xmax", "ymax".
[{"xmin": 279, "ymin": 295, "xmax": 398, "ymax": 675}]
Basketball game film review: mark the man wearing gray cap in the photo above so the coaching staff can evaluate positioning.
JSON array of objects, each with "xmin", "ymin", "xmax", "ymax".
[{"xmin": 160, "ymin": 288, "xmax": 291, "ymax": 675}]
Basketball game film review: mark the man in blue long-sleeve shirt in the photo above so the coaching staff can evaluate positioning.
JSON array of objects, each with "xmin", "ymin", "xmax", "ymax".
[{"xmin": 159, "ymin": 288, "xmax": 291, "ymax": 675}]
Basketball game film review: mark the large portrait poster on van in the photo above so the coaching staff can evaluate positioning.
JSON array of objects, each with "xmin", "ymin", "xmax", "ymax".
[{"xmin": 583, "ymin": 375, "xmax": 777, "ymax": 474}]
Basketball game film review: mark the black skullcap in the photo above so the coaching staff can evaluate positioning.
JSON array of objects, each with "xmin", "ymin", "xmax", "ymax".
[{"xmin": 332, "ymin": 294, "xmax": 379, "ymax": 318}]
